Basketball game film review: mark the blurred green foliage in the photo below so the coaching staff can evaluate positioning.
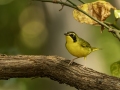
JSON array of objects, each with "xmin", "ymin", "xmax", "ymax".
[{"xmin": 110, "ymin": 60, "xmax": 120, "ymax": 77}]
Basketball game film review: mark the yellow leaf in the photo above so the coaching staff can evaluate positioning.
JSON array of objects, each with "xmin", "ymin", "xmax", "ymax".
[{"xmin": 73, "ymin": 1, "xmax": 116, "ymax": 25}]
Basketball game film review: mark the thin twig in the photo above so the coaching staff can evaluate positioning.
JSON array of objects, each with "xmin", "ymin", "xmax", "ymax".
[
  {"xmin": 109, "ymin": 28, "xmax": 120, "ymax": 41},
  {"xmin": 59, "ymin": 0, "xmax": 67, "ymax": 11},
  {"xmin": 67, "ymin": 0, "xmax": 76, "ymax": 6},
  {"xmin": 78, "ymin": 0, "xmax": 85, "ymax": 4},
  {"xmin": 104, "ymin": 21, "xmax": 120, "ymax": 30}
]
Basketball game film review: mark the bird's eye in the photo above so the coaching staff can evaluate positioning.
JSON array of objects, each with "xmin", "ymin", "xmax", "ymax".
[{"xmin": 70, "ymin": 34, "xmax": 74, "ymax": 37}]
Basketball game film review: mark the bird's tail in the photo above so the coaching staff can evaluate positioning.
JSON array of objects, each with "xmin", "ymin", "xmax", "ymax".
[{"xmin": 91, "ymin": 47, "xmax": 102, "ymax": 52}]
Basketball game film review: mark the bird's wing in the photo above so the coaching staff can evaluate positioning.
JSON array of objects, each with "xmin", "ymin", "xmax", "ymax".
[{"xmin": 79, "ymin": 37, "xmax": 91, "ymax": 48}]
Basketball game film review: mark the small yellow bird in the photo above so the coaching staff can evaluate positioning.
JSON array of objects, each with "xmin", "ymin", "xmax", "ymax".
[{"xmin": 64, "ymin": 31, "xmax": 100, "ymax": 66}]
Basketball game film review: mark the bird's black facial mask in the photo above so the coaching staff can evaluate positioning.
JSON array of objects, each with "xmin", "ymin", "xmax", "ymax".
[{"xmin": 69, "ymin": 33, "xmax": 77, "ymax": 42}]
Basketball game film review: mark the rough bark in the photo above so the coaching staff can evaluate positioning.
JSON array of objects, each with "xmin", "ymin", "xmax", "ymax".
[{"xmin": 0, "ymin": 54, "xmax": 120, "ymax": 90}]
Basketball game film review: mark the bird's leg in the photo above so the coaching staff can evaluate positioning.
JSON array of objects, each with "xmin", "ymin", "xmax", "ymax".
[
  {"xmin": 83, "ymin": 57, "xmax": 86, "ymax": 67},
  {"xmin": 68, "ymin": 57, "xmax": 78, "ymax": 66}
]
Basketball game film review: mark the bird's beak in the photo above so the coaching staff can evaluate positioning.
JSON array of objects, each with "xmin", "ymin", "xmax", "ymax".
[{"xmin": 64, "ymin": 33, "xmax": 67, "ymax": 36}]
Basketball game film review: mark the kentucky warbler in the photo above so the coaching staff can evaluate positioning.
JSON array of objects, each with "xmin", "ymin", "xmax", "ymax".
[{"xmin": 64, "ymin": 31, "xmax": 100, "ymax": 66}]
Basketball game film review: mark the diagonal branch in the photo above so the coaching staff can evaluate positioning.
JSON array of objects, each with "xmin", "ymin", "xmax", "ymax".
[
  {"xmin": 0, "ymin": 54, "xmax": 120, "ymax": 90},
  {"xmin": 33, "ymin": 0, "xmax": 120, "ymax": 41}
]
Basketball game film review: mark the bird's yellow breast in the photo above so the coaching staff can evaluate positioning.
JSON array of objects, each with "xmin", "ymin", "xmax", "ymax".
[{"xmin": 65, "ymin": 41, "xmax": 91, "ymax": 58}]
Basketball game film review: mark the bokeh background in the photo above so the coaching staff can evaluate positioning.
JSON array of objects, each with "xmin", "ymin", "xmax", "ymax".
[{"xmin": 0, "ymin": 0, "xmax": 120, "ymax": 90}]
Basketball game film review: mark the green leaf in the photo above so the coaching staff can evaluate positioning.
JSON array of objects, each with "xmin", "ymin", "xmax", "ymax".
[
  {"xmin": 110, "ymin": 60, "xmax": 120, "ymax": 77},
  {"xmin": 114, "ymin": 10, "xmax": 120, "ymax": 19}
]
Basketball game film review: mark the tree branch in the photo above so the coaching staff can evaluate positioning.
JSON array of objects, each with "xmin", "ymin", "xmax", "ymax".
[
  {"xmin": 0, "ymin": 54, "xmax": 120, "ymax": 90},
  {"xmin": 33, "ymin": 0, "xmax": 120, "ymax": 41}
]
